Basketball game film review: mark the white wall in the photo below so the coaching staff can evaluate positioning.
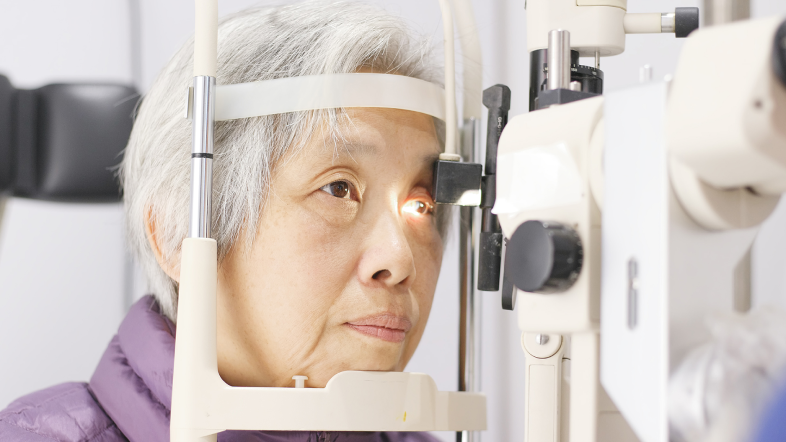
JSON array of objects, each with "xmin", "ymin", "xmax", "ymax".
[
  {"xmin": 2, "ymin": 2, "xmax": 786, "ymax": 442},
  {"xmin": 0, "ymin": 1, "xmax": 132, "ymax": 408}
]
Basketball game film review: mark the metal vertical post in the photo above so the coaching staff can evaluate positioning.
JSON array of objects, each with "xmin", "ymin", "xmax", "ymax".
[
  {"xmin": 189, "ymin": 76, "xmax": 215, "ymax": 239},
  {"xmin": 703, "ymin": 0, "xmax": 749, "ymax": 26},
  {"xmin": 458, "ymin": 117, "xmax": 481, "ymax": 442},
  {"xmin": 547, "ymin": 30, "xmax": 571, "ymax": 91}
]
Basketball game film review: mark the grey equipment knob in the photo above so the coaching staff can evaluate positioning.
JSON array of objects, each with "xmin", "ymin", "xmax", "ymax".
[{"xmin": 504, "ymin": 220, "xmax": 583, "ymax": 294}]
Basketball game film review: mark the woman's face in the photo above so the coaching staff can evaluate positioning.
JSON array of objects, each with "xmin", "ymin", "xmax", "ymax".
[{"xmin": 215, "ymin": 108, "xmax": 444, "ymax": 388}]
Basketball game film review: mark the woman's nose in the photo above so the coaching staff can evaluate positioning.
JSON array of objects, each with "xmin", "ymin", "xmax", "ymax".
[{"xmin": 358, "ymin": 214, "xmax": 416, "ymax": 290}]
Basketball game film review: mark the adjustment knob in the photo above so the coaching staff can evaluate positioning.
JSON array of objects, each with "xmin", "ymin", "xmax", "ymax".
[
  {"xmin": 505, "ymin": 220, "xmax": 583, "ymax": 294},
  {"xmin": 675, "ymin": 7, "xmax": 700, "ymax": 38}
]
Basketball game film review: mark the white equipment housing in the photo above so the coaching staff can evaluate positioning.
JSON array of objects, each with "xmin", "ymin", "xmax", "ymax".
[
  {"xmin": 527, "ymin": 0, "xmax": 684, "ymax": 56},
  {"xmin": 495, "ymin": 11, "xmax": 786, "ymax": 442}
]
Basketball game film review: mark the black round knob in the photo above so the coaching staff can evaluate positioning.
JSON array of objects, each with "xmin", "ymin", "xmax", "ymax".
[{"xmin": 505, "ymin": 220, "xmax": 583, "ymax": 294}]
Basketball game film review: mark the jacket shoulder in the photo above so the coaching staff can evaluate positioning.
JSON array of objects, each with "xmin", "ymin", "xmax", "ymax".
[{"xmin": 0, "ymin": 382, "xmax": 127, "ymax": 441}]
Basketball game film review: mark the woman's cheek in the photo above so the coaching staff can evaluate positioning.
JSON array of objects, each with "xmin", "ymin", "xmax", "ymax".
[
  {"xmin": 411, "ymin": 222, "xmax": 443, "ymax": 266},
  {"xmin": 403, "ymin": 210, "xmax": 441, "ymax": 244},
  {"xmin": 409, "ymin": 228, "xmax": 442, "ymax": 301},
  {"xmin": 306, "ymin": 193, "xmax": 360, "ymax": 227},
  {"xmin": 411, "ymin": 222, "xmax": 442, "ymax": 314}
]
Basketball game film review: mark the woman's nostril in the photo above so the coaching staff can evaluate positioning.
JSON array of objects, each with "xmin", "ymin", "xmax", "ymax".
[{"xmin": 372, "ymin": 270, "xmax": 392, "ymax": 280}]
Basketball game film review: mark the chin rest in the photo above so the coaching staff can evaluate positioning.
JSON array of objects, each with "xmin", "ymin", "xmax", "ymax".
[{"xmin": 0, "ymin": 75, "xmax": 138, "ymax": 202}]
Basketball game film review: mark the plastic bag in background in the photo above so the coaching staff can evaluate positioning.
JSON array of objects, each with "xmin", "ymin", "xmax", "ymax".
[{"xmin": 668, "ymin": 308, "xmax": 786, "ymax": 442}]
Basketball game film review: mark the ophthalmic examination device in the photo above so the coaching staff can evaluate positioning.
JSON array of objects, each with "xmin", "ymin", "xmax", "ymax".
[{"xmin": 4, "ymin": 1, "xmax": 783, "ymax": 442}]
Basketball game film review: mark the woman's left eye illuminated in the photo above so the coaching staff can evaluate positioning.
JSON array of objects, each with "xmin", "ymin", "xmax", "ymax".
[{"xmin": 402, "ymin": 200, "xmax": 434, "ymax": 216}]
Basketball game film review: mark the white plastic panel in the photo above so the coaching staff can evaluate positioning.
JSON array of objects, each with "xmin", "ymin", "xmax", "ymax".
[
  {"xmin": 0, "ymin": 0, "xmax": 131, "ymax": 408},
  {"xmin": 494, "ymin": 97, "xmax": 604, "ymax": 334},
  {"xmin": 601, "ymin": 82, "xmax": 670, "ymax": 442},
  {"xmin": 494, "ymin": 143, "xmax": 583, "ymax": 214},
  {"xmin": 602, "ymin": 81, "xmax": 762, "ymax": 442}
]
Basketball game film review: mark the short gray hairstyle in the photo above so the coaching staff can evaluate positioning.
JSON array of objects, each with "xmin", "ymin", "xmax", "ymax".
[{"xmin": 121, "ymin": 1, "xmax": 447, "ymax": 321}]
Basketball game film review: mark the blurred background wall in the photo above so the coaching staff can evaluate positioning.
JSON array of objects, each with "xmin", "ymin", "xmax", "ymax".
[{"xmin": 1, "ymin": 1, "xmax": 786, "ymax": 441}]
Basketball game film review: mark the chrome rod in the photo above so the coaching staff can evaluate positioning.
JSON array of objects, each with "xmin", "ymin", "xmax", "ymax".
[
  {"xmin": 189, "ymin": 75, "xmax": 216, "ymax": 239},
  {"xmin": 703, "ymin": 0, "xmax": 749, "ymax": 26},
  {"xmin": 661, "ymin": 12, "xmax": 676, "ymax": 33},
  {"xmin": 547, "ymin": 29, "xmax": 571, "ymax": 91}
]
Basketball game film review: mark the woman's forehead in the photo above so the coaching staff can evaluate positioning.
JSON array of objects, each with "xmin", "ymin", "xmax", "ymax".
[
  {"xmin": 330, "ymin": 108, "xmax": 440, "ymax": 156},
  {"xmin": 343, "ymin": 107, "xmax": 438, "ymax": 133},
  {"xmin": 275, "ymin": 107, "xmax": 441, "ymax": 178}
]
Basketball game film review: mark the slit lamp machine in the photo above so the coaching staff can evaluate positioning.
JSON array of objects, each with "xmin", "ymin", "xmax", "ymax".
[{"xmin": 167, "ymin": 0, "xmax": 786, "ymax": 441}]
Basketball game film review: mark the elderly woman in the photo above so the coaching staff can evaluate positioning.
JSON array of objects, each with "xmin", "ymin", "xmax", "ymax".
[{"xmin": 0, "ymin": 2, "xmax": 450, "ymax": 441}]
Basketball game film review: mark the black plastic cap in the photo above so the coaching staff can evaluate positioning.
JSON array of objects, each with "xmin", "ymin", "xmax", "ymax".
[
  {"xmin": 773, "ymin": 20, "xmax": 786, "ymax": 89},
  {"xmin": 432, "ymin": 160, "xmax": 482, "ymax": 206},
  {"xmin": 675, "ymin": 7, "xmax": 700, "ymax": 38},
  {"xmin": 482, "ymin": 84, "xmax": 511, "ymax": 112}
]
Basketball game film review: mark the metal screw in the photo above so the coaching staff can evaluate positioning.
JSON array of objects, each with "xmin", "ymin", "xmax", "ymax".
[{"xmin": 535, "ymin": 334, "xmax": 550, "ymax": 345}]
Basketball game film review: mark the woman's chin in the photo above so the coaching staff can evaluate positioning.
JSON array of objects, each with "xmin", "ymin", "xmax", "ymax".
[
  {"xmin": 302, "ymin": 358, "xmax": 402, "ymax": 388},
  {"xmin": 341, "ymin": 348, "xmax": 403, "ymax": 372}
]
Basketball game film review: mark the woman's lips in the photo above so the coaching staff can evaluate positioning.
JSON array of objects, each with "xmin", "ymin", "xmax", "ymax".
[{"xmin": 346, "ymin": 314, "xmax": 412, "ymax": 343}]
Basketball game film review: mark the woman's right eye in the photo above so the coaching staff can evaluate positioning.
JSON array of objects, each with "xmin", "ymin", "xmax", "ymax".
[{"xmin": 320, "ymin": 181, "xmax": 352, "ymax": 199}]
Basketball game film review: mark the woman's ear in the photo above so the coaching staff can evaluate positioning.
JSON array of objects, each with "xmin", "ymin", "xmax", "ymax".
[{"xmin": 144, "ymin": 207, "xmax": 180, "ymax": 283}]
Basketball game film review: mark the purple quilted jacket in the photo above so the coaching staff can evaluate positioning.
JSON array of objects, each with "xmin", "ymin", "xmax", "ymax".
[{"xmin": 0, "ymin": 296, "xmax": 439, "ymax": 442}]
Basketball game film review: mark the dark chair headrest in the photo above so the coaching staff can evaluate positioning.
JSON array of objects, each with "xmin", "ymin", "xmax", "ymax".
[{"xmin": 0, "ymin": 75, "xmax": 138, "ymax": 202}]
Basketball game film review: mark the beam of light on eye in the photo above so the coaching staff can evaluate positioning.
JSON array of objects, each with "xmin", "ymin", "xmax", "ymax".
[{"xmin": 402, "ymin": 200, "xmax": 432, "ymax": 215}]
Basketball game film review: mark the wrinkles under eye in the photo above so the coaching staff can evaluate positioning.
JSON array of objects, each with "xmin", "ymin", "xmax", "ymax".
[{"xmin": 320, "ymin": 181, "xmax": 352, "ymax": 199}]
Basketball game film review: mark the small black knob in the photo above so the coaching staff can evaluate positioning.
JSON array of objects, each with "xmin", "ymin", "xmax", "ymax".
[
  {"xmin": 675, "ymin": 7, "xmax": 700, "ymax": 38},
  {"xmin": 504, "ymin": 220, "xmax": 583, "ymax": 294}
]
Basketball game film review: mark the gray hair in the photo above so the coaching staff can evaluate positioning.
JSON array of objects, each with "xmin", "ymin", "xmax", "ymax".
[{"xmin": 121, "ymin": 1, "xmax": 448, "ymax": 321}]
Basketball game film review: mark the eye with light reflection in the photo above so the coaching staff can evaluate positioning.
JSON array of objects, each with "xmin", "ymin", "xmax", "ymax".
[{"xmin": 402, "ymin": 200, "xmax": 435, "ymax": 217}]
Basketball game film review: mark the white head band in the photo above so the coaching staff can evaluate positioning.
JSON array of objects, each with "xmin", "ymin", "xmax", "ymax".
[{"xmin": 214, "ymin": 73, "xmax": 446, "ymax": 122}]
